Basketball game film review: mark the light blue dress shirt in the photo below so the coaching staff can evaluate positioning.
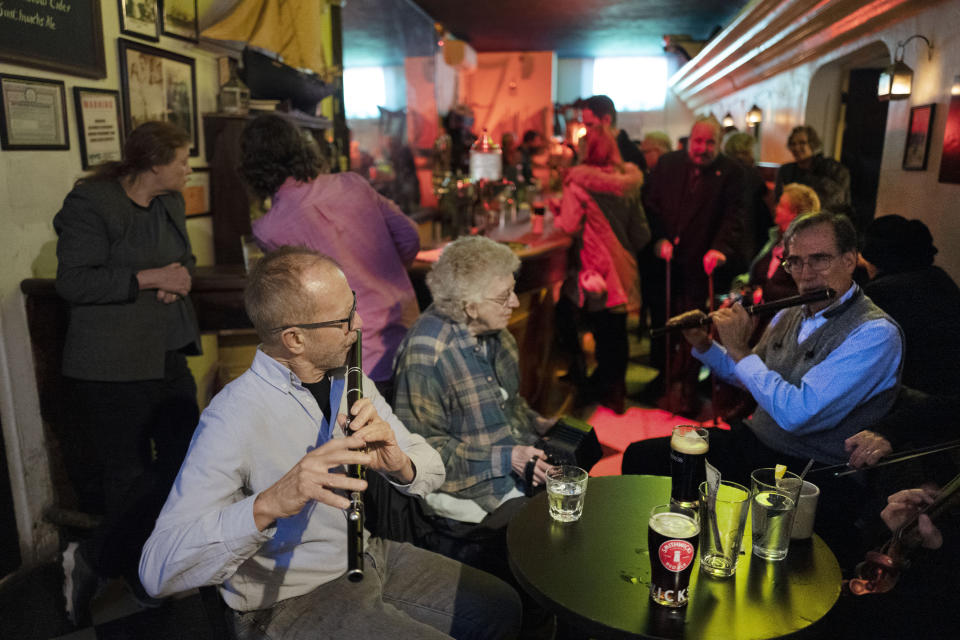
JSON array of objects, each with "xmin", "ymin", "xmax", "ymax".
[{"xmin": 693, "ymin": 284, "xmax": 902, "ymax": 435}]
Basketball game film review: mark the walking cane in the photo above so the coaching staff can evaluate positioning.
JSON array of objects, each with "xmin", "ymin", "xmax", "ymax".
[{"xmin": 664, "ymin": 252, "xmax": 672, "ymax": 402}]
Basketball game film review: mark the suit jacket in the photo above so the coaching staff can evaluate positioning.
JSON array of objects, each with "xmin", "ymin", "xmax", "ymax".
[
  {"xmin": 54, "ymin": 180, "xmax": 201, "ymax": 381},
  {"xmin": 642, "ymin": 150, "xmax": 745, "ymax": 275}
]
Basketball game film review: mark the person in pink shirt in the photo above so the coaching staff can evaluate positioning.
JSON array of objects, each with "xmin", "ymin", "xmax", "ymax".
[{"xmin": 240, "ymin": 114, "xmax": 420, "ymax": 393}]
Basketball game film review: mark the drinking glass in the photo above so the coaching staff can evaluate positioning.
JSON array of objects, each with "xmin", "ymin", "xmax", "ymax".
[
  {"xmin": 545, "ymin": 465, "xmax": 588, "ymax": 523},
  {"xmin": 698, "ymin": 480, "xmax": 750, "ymax": 577},
  {"xmin": 750, "ymin": 468, "xmax": 802, "ymax": 560}
]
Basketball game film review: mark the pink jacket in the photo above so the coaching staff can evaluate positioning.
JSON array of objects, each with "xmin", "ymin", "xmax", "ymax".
[{"xmin": 555, "ymin": 164, "xmax": 648, "ymax": 309}]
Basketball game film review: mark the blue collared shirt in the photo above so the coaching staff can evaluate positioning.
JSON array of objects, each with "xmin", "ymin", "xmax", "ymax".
[{"xmin": 693, "ymin": 284, "xmax": 902, "ymax": 435}]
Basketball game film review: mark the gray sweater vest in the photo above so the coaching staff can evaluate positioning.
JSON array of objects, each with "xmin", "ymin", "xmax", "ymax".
[{"xmin": 746, "ymin": 289, "xmax": 902, "ymax": 464}]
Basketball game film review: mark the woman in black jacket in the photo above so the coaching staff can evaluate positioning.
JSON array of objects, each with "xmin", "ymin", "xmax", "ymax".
[{"xmin": 54, "ymin": 121, "xmax": 201, "ymax": 627}]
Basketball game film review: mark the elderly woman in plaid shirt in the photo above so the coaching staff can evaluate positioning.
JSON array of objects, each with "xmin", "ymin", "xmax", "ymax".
[{"xmin": 392, "ymin": 236, "xmax": 558, "ymax": 525}]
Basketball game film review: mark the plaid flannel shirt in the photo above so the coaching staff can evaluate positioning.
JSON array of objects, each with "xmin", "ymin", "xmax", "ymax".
[{"xmin": 392, "ymin": 306, "xmax": 541, "ymax": 511}]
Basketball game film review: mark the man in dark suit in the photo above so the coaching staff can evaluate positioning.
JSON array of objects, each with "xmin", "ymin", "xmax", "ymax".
[{"xmin": 642, "ymin": 115, "xmax": 746, "ymax": 415}]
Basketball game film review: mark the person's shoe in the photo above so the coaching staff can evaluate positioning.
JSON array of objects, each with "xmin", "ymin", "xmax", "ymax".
[
  {"xmin": 598, "ymin": 380, "xmax": 627, "ymax": 415},
  {"xmin": 62, "ymin": 541, "xmax": 100, "ymax": 628}
]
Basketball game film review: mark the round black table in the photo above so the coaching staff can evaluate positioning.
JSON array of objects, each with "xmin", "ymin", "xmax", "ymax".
[{"xmin": 507, "ymin": 475, "xmax": 842, "ymax": 639}]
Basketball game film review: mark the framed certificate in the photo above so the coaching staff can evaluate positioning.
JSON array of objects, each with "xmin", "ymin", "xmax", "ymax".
[
  {"xmin": 73, "ymin": 87, "xmax": 123, "ymax": 169},
  {"xmin": 0, "ymin": 74, "xmax": 69, "ymax": 150}
]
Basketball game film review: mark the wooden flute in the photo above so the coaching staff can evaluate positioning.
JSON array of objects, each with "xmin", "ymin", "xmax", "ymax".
[
  {"xmin": 649, "ymin": 288, "xmax": 836, "ymax": 338},
  {"xmin": 345, "ymin": 330, "xmax": 365, "ymax": 582}
]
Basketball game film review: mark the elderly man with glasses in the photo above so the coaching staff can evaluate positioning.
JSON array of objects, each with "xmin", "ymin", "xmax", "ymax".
[
  {"xmin": 139, "ymin": 246, "xmax": 522, "ymax": 639},
  {"xmin": 622, "ymin": 212, "xmax": 903, "ymax": 562},
  {"xmin": 393, "ymin": 236, "xmax": 559, "ymax": 526}
]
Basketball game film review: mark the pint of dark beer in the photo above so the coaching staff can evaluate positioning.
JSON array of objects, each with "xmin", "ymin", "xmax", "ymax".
[
  {"xmin": 648, "ymin": 504, "xmax": 699, "ymax": 607},
  {"xmin": 670, "ymin": 426, "xmax": 709, "ymax": 508}
]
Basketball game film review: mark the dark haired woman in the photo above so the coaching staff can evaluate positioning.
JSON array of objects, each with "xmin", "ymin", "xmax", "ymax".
[
  {"xmin": 54, "ymin": 121, "xmax": 201, "ymax": 626},
  {"xmin": 240, "ymin": 114, "xmax": 420, "ymax": 393}
]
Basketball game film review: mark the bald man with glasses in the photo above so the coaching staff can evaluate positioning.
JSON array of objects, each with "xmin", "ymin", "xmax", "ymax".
[{"xmin": 140, "ymin": 246, "xmax": 522, "ymax": 639}]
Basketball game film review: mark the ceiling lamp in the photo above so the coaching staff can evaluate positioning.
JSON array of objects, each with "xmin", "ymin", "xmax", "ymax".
[
  {"xmin": 722, "ymin": 113, "xmax": 735, "ymax": 128},
  {"xmin": 878, "ymin": 35, "xmax": 933, "ymax": 101},
  {"xmin": 746, "ymin": 105, "xmax": 762, "ymax": 126}
]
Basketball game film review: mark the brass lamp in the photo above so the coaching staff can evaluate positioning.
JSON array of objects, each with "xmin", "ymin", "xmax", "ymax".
[{"xmin": 878, "ymin": 35, "xmax": 933, "ymax": 101}]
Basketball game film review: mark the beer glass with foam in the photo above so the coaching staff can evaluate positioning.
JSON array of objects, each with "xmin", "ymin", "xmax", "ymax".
[
  {"xmin": 670, "ymin": 426, "xmax": 709, "ymax": 508},
  {"xmin": 648, "ymin": 504, "xmax": 700, "ymax": 607}
]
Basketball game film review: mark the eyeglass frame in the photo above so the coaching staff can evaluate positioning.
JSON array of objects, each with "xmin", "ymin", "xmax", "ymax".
[
  {"xmin": 483, "ymin": 289, "xmax": 518, "ymax": 307},
  {"xmin": 270, "ymin": 291, "xmax": 357, "ymax": 334},
  {"xmin": 781, "ymin": 253, "xmax": 840, "ymax": 275}
]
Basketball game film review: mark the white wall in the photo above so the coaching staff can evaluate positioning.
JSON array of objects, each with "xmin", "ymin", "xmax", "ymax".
[
  {"xmin": 557, "ymin": 55, "xmax": 694, "ymax": 151},
  {"xmin": 705, "ymin": 2, "xmax": 960, "ymax": 281},
  {"xmin": 0, "ymin": 3, "xmax": 221, "ymax": 565}
]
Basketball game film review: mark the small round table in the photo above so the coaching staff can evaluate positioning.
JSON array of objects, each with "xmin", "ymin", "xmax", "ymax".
[{"xmin": 507, "ymin": 475, "xmax": 842, "ymax": 639}]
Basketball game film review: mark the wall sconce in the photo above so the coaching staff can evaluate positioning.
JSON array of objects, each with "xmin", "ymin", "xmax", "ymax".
[
  {"xmin": 722, "ymin": 113, "xmax": 735, "ymax": 128},
  {"xmin": 878, "ymin": 34, "xmax": 933, "ymax": 101},
  {"xmin": 746, "ymin": 104, "xmax": 762, "ymax": 139},
  {"xmin": 951, "ymin": 75, "xmax": 960, "ymax": 97}
]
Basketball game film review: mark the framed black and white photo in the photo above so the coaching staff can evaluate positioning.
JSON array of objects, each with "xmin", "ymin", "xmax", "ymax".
[
  {"xmin": 903, "ymin": 103, "xmax": 936, "ymax": 171},
  {"xmin": 0, "ymin": 74, "xmax": 69, "ymax": 150},
  {"xmin": 73, "ymin": 87, "xmax": 123, "ymax": 169},
  {"xmin": 118, "ymin": 39, "xmax": 198, "ymax": 156},
  {"xmin": 118, "ymin": 0, "xmax": 160, "ymax": 42},
  {"xmin": 162, "ymin": 0, "xmax": 198, "ymax": 42}
]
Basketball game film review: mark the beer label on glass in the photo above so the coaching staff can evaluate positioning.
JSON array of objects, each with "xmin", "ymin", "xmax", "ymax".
[{"xmin": 659, "ymin": 539, "xmax": 695, "ymax": 572}]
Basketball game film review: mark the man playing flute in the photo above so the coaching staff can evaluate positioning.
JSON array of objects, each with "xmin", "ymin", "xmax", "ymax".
[
  {"xmin": 623, "ymin": 211, "xmax": 903, "ymax": 564},
  {"xmin": 139, "ymin": 247, "xmax": 521, "ymax": 639}
]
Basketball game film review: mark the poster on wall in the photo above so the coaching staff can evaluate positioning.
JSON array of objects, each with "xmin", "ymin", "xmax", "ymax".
[
  {"xmin": 74, "ymin": 87, "xmax": 124, "ymax": 169},
  {"xmin": 118, "ymin": 39, "xmax": 198, "ymax": 156},
  {"xmin": 182, "ymin": 168, "xmax": 210, "ymax": 216},
  {"xmin": 0, "ymin": 74, "xmax": 69, "ymax": 150},
  {"xmin": 939, "ymin": 93, "xmax": 960, "ymax": 184}
]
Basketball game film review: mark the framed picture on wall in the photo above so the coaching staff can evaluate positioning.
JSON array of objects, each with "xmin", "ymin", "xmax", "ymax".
[
  {"xmin": 0, "ymin": 74, "xmax": 69, "ymax": 151},
  {"xmin": 903, "ymin": 103, "xmax": 936, "ymax": 171},
  {"xmin": 183, "ymin": 167, "xmax": 210, "ymax": 216},
  {"xmin": 940, "ymin": 94, "xmax": 960, "ymax": 184},
  {"xmin": 73, "ymin": 87, "xmax": 124, "ymax": 169},
  {"xmin": 162, "ymin": 0, "xmax": 199, "ymax": 42},
  {"xmin": 118, "ymin": 39, "xmax": 198, "ymax": 156},
  {"xmin": 118, "ymin": 0, "xmax": 160, "ymax": 42}
]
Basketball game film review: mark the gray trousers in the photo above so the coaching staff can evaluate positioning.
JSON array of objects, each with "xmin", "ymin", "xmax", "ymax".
[{"xmin": 231, "ymin": 538, "xmax": 521, "ymax": 639}]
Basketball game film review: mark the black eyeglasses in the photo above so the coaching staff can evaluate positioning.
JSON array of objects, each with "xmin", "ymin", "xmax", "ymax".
[
  {"xmin": 270, "ymin": 291, "xmax": 357, "ymax": 334},
  {"xmin": 781, "ymin": 254, "xmax": 838, "ymax": 275}
]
